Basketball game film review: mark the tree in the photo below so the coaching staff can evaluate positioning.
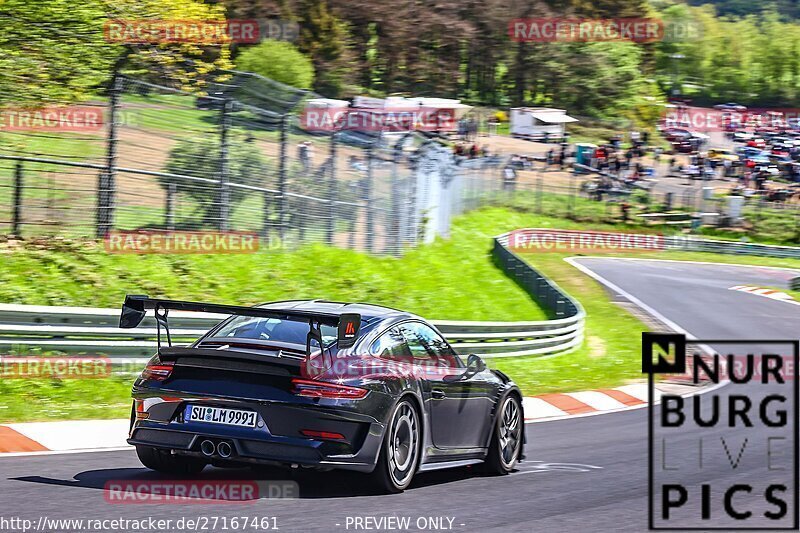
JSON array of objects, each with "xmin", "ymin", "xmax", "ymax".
[
  {"xmin": 0, "ymin": 0, "xmax": 233, "ymax": 106},
  {"xmin": 296, "ymin": 0, "xmax": 353, "ymax": 96},
  {"xmin": 236, "ymin": 40, "xmax": 315, "ymax": 89},
  {"xmin": 162, "ymin": 136, "xmax": 271, "ymax": 225}
]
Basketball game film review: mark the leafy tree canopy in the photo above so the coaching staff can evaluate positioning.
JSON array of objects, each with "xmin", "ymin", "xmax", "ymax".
[
  {"xmin": 235, "ymin": 39, "xmax": 315, "ymax": 89},
  {"xmin": 0, "ymin": 0, "xmax": 233, "ymax": 105}
]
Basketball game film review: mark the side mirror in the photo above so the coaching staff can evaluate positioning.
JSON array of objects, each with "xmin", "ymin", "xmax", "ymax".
[
  {"xmin": 442, "ymin": 354, "xmax": 486, "ymax": 383},
  {"xmin": 466, "ymin": 354, "xmax": 486, "ymax": 373}
]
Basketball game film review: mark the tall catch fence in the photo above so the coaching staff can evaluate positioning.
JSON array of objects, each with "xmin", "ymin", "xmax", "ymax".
[
  {"xmin": 0, "ymin": 70, "xmax": 505, "ymax": 255},
  {"xmin": 5, "ymin": 68, "xmax": 796, "ymax": 249}
]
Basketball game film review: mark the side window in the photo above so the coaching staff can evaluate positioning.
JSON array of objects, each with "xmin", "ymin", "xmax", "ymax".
[
  {"xmin": 370, "ymin": 327, "xmax": 412, "ymax": 362},
  {"xmin": 400, "ymin": 322, "xmax": 460, "ymax": 367}
]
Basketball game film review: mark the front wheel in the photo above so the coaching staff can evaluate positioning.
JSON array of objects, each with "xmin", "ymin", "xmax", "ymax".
[
  {"xmin": 482, "ymin": 394, "xmax": 523, "ymax": 474},
  {"xmin": 136, "ymin": 445, "xmax": 206, "ymax": 475},
  {"xmin": 368, "ymin": 399, "xmax": 421, "ymax": 493}
]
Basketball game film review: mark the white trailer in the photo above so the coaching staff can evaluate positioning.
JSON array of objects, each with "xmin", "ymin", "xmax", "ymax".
[{"xmin": 510, "ymin": 107, "xmax": 578, "ymax": 141}]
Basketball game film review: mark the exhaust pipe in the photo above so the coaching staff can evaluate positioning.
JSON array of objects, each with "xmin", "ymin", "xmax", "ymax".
[
  {"xmin": 200, "ymin": 440, "xmax": 216, "ymax": 457},
  {"xmin": 217, "ymin": 441, "xmax": 233, "ymax": 458}
]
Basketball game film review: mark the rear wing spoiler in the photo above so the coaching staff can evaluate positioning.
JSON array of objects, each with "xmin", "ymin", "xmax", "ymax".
[{"xmin": 119, "ymin": 295, "xmax": 361, "ymax": 352}]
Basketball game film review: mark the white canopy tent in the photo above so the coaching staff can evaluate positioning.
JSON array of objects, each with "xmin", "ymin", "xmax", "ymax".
[{"xmin": 510, "ymin": 107, "xmax": 578, "ymax": 141}]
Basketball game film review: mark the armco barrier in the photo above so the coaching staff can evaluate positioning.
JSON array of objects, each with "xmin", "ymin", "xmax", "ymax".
[
  {"xmin": 2, "ymin": 232, "xmax": 797, "ymax": 365},
  {"xmin": 0, "ymin": 233, "xmax": 586, "ymax": 362},
  {"xmin": 666, "ymin": 236, "xmax": 800, "ymax": 259}
]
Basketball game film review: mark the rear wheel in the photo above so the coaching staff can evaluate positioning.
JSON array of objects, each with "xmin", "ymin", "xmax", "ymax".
[
  {"xmin": 136, "ymin": 445, "xmax": 206, "ymax": 475},
  {"xmin": 482, "ymin": 394, "xmax": 523, "ymax": 474},
  {"xmin": 368, "ymin": 399, "xmax": 420, "ymax": 493}
]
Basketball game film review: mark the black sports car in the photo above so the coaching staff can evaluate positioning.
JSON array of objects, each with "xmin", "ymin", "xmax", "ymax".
[{"xmin": 121, "ymin": 295, "xmax": 524, "ymax": 493}]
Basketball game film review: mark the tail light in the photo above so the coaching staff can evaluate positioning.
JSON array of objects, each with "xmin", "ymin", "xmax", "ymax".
[
  {"xmin": 300, "ymin": 429, "xmax": 346, "ymax": 441},
  {"xmin": 291, "ymin": 378, "xmax": 367, "ymax": 399},
  {"xmin": 134, "ymin": 399, "xmax": 149, "ymax": 420},
  {"xmin": 141, "ymin": 361, "xmax": 174, "ymax": 381}
]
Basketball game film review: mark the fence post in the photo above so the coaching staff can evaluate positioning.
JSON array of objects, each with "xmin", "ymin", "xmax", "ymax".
[
  {"xmin": 327, "ymin": 132, "xmax": 337, "ymax": 246},
  {"xmin": 97, "ymin": 70, "xmax": 121, "ymax": 239},
  {"xmin": 278, "ymin": 114, "xmax": 289, "ymax": 242},
  {"xmin": 11, "ymin": 162, "xmax": 22, "ymax": 237},
  {"xmin": 365, "ymin": 143, "xmax": 374, "ymax": 253},
  {"xmin": 795, "ymin": 208, "xmax": 800, "ymax": 243},
  {"xmin": 217, "ymin": 99, "xmax": 232, "ymax": 231},
  {"xmin": 568, "ymin": 173, "xmax": 575, "ymax": 218},
  {"xmin": 165, "ymin": 182, "xmax": 176, "ymax": 230},
  {"xmin": 754, "ymin": 197, "xmax": 763, "ymax": 236},
  {"xmin": 536, "ymin": 174, "xmax": 543, "ymax": 214},
  {"xmin": 389, "ymin": 140, "xmax": 402, "ymax": 255}
]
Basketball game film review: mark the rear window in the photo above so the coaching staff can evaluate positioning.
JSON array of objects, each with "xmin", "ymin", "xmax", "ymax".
[{"xmin": 212, "ymin": 316, "xmax": 337, "ymax": 347}]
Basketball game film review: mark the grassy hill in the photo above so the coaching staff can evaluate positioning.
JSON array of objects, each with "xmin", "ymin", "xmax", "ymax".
[{"xmin": 0, "ymin": 209, "xmax": 548, "ymax": 321}]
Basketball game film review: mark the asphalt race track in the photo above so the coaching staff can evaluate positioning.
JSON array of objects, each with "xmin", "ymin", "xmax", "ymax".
[{"xmin": 2, "ymin": 259, "xmax": 799, "ymax": 532}]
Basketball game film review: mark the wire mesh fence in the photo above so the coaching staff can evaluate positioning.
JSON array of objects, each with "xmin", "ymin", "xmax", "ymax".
[
  {"xmin": 2, "ymin": 69, "xmax": 800, "ymax": 249},
  {"xmin": 0, "ymin": 70, "xmax": 511, "ymax": 255}
]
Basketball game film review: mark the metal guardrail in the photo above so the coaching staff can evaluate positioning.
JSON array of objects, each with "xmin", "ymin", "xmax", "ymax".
[
  {"xmin": 0, "ymin": 233, "xmax": 587, "ymax": 363},
  {"xmin": 3, "ymin": 232, "xmax": 797, "ymax": 365},
  {"xmin": 666, "ymin": 236, "xmax": 800, "ymax": 259},
  {"xmin": 791, "ymin": 277, "xmax": 800, "ymax": 291}
]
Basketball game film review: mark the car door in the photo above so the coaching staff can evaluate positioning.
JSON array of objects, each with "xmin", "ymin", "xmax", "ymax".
[{"xmin": 399, "ymin": 322, "xmax": 495, "ymax": 449}]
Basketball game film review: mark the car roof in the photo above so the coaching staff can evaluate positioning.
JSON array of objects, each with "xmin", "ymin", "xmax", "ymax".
[{"xmin": 257, "ymin": 299, "xmax": 413, "ymax": 323}]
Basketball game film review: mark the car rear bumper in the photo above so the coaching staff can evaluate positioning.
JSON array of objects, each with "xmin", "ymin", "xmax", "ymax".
[
  {"xmin": 128, "ymin": 396, "xmax": 389, "ymax": 473},
  {"xmin": 128, "ymin": 426, "xmax": 384, "ymax": 472}
]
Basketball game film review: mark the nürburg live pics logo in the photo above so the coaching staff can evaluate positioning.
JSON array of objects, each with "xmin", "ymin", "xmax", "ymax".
[{"xmin": 643, "ymin": 332, "xmax": 799, "ymax": 530}]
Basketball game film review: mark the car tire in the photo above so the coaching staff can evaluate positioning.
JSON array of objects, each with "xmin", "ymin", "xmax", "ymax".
[
  {"xmin": 482, "ymin": 394, "xmax": 523, "ymax": 475},
  {"xmin": 368, "ymin": 398, "xmax": 421, "ymax": 494},
  {"xmin": 136, "ymin": 445, "xmax": 206, "ymax": 475}
]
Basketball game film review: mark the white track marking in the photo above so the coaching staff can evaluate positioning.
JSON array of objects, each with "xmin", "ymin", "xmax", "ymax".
[
  {"xmin": 522, "ymin": 397, "xmax": 567, "ymax": 420},
  {"xmin": 614, "ymin": 384, "xmax": 651, "ymax": 402},
  {"xmin": 571, "ymin": 256, "xmax": 800, "ymax": 275},
  {"xmin": 0, "ymin": 446, "xmax": 132, "ymax": 458},
  {"xmin": 8, "ymin": 419, "xmax": 130, "ymax": 451},
  {"xmin": 728, "ymin": 285, "xmax": 796, "ymax": 303},
  {"xmin": 565, "ymin": 391, "xmax": 627, "ymax": 411}
]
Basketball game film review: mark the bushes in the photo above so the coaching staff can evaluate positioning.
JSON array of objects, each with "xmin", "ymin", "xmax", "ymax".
[
  {"xmin": 235, "ymin": 40, "xmax": 315, "ymax": 89},
  {"xmin": 161, "ymin": 136, "xmax": 271, "ymax": 225}
]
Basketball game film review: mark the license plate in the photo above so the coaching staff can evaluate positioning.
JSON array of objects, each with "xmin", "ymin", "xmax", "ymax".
[{"xmin": 185, "ymin": 405, "xmax": 257, "ymax": 428}]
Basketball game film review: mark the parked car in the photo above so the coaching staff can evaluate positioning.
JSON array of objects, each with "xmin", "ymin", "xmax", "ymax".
[
  {"xmin": 787, "ymin": 118, "xmax": 800, "ymax": 131},
  {"xmin": 714, "ymin": 102, "xmax": 747, "ymax": 112},
  {"xmin": 662, "ymin": 127, "xmax": 693, "ymax": 142},
  {"xmin": 706, "ymin": 148, "xmax": 738, "ymax": 162},
  {"xmin": 736, "ymin": 146, "xmax": 762, "ymax": 159}
]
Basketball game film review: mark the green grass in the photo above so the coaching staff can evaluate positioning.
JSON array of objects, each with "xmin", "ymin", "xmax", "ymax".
[
  {"xmin": 2, "ymin": 207, "xmax": 799, "ymax": 422},
  {"xmin": 0, "ymin": 377, "xmax": 133, "ymax": 422},
  {"xmin": 0, "ymin": 209, "xmax": 551, "ymax": 320}
]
